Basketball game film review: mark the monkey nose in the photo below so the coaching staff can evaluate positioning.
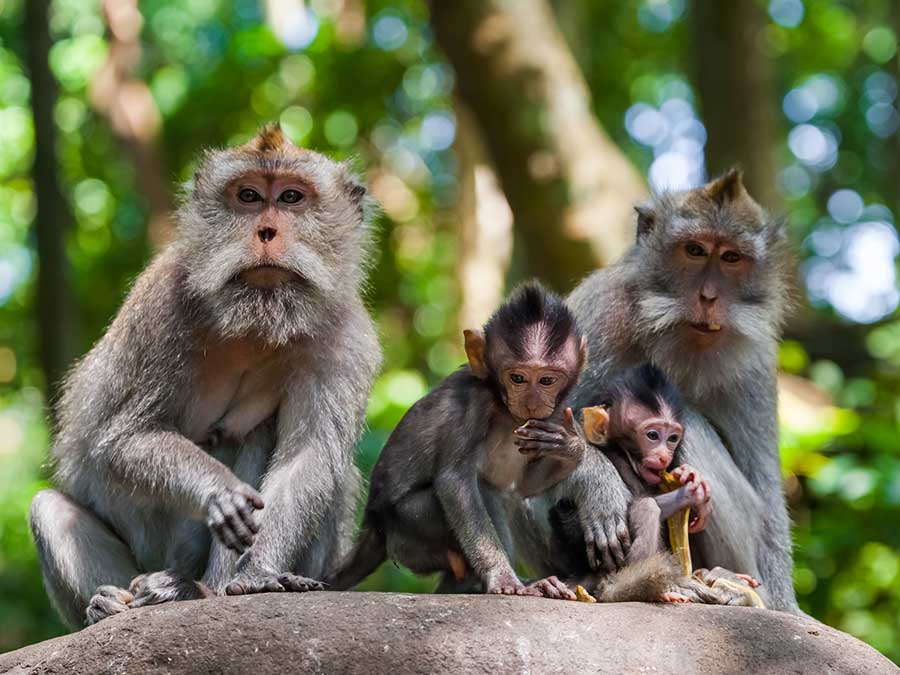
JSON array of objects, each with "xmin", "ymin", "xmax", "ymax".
[{"xmin": 257, "ymin": 227, "xmax": 277, "ymax": 243}]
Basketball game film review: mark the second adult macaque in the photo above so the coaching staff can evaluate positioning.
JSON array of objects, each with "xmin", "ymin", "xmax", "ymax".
[{"xmin": 326, "ymin": 282, "xmax": 585, "ymax": 597}]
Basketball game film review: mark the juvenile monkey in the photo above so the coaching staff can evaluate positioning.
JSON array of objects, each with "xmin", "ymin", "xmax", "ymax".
[
  {"xmin": 326, "ymin": 282, "xmax": 585, "ymax": 597},
  {"xmin": 554, "ymin": 365, "xmax": 761, "ymax": 606},
  {"xmin": 520, "ymin": 170, "xmax": 798, "ymax": 611},
  {"xmin": 29, "ymin": 124, "xmax": 381, "ymax": 628}
]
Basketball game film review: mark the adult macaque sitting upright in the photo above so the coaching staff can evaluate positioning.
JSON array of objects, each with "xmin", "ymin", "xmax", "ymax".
[
  {"xmin": 29, "ymin": 124, "xmax": 381, "ymax": 628},
  {"xmin": 516, "ymin": 169, "xmax": 800, "ymax": 612}
]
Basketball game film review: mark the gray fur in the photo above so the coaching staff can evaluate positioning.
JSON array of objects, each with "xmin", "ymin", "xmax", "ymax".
[
  {"xmin": 517, "ymin": 174, "xmax": 799, "ymax": 612},
  {"xmin": 30, "ymin": 130, "xmax": 381, "ymax": 629}
]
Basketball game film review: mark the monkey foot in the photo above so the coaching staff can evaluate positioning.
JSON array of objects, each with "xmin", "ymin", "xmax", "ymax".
[
  {"xmin": 86, "ymin": 585, "xmax": 134, "ymax": 625},
  {"xmin": 737, "ymin": 573, "xmax": 760, "ymax": 588},
  {"xmin": 659, "ymin": 591, "xmax": 693, "ymax": 604},
  {"xmin": 225, "ymin": 572, "xmax": 326, "ymax": 595},
  {"xmin": 526, "ymin": 576, "xmax": 577, "ymax": 601}
]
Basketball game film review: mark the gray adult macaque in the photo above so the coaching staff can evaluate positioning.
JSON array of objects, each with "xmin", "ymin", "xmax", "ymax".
[
  {"xmin": 29, "ymin": 124, "xmax": 381, "ymax": 628},
  {"xmin": 325, "ymin": 282, "xmax": 585, "ymax": 598},
  {"xmin": 517, "ymin": 170, "xmax": 799, "ymax": 612}
]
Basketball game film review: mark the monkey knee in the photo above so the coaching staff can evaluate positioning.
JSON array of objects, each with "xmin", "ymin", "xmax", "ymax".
[{"xmin": 30, "ymin": 489, "xmax": 67, "ymax": 533}]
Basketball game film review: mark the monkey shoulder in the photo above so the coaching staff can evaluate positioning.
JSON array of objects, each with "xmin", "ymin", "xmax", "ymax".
[{"xmin": 368, "ymin": 368, "xmax": 494, "ymax": 500}]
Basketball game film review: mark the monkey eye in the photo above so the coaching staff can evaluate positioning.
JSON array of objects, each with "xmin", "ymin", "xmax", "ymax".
[
  {"xmin": 279, "ymin": 189, "xmax": 304, "ymax": 204},
  {"xmin": 238, "ymin": 187, "xmax": 263, "ymax": 203},
  {"xmin": 538, "ymin": 376, "xmax": 556, "ymax": 386},
  {"xmin": 720, "ymin": 250, "xmax": 741, "ymax": 264},
  {"xmin": 685, "ymin": 242, "xmax": 706, "ymax": 257},
  {"xmin": 646, "ymin": 430, "xmax": 660, "ymax": 441},
  {"xmin": 667, "ymin": 434, "xmax": 680, "ymax": 444},
  {"xmin": 510, "ymin": 373, "xmax": 526, "ymax": 384}
]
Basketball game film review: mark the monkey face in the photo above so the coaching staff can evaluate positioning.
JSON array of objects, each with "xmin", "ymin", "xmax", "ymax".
[
  {"xmin": 676, "ymin": 235, "xmax": 754, "ymax": 346},
  {"xmin": 613, "ymin": 401, "xmax": 682, "ymax": 485},
  {"xmin": 500, "ymin": 364, "xmax": 571, "ymax": 421},
  {"xmin": 178, "ymin": 124, "xmax": 371, "ymax": 344}
]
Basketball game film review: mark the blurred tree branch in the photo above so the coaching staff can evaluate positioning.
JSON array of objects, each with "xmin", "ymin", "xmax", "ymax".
[
  {"xmin": 429, "ymin": 0, "xmax": 647, "ymax": 292},
  {"xmin": 690, "ymin": 0, "xmax": 779, "ymax": 209},
  {"xmin": 91, "ymin": 0, "xmax": 173, "ymax": 249},
  {"xmin": 24, "ymin": 0, "xmax": 79, "ymax": 401},
  {"xmin": 455, "ymin": 102, "xmax": 513, "ymax": 330}
]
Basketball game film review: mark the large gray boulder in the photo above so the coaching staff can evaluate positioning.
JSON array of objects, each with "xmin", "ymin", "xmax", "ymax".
[{"xmin": 1, "ymin": 592, "xmax": 896, "ymax": 675}]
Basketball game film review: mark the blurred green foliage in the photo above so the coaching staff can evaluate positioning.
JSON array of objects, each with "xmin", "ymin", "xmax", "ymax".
[{"xmin": 0, "ymin": 0, "xmax": 899, "ymax": 664}]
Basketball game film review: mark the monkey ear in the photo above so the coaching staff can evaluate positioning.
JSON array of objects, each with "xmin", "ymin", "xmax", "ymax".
[
  {"xmin": 463, "ymin": 329, "xmax": 489, "ymax": 379},
  {"xmin": 582, "ymin": 406, "xmax": 609, "ymax": 445},
  {"xmin": 703, "ymin": 167, "xmax": 746, "ymax": 205},
  {"xmin": 634, "ymin": 205, "xmax": 655, "ymax": 238}
]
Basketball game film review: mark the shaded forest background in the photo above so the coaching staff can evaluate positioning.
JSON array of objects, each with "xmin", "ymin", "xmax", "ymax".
[{"xmin": 1, "ymin": 0, "xmax": 899, "ymax": 662}]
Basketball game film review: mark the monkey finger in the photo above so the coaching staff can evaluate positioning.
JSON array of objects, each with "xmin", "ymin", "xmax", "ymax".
[
  {"xmin": 236, "ymin": 484, "xmax": 265, "ymax": 511},
  {"xmin": 604, "ymin": 521, "xmax": 627, "ymax": 568},
  {"xmin": 519, "ymin": 419, "xmax": 562, "ymax": 433},
  {"xmin": 232, "ymin": 493, "xmax": 261, "ymax": 534},
  {"xmin": 593, "ymin": 527, "xmax": 617, "ymax": 572},
  {"xmin": 616, "ymin": 519, "xmax": 632, "ymax": 553},
  {"xmin": 219, "ymin": 500, "xmax": 255, "ymax": 549},
  {"xmin": 545, "ymin": 576, "xmax": 576, "ymax": 601},
  {"xmin": 225, "ymin": 582, "xmax": 246, "ymax": 595},
  {"xmin": 563, "ymin": 407, "xmax": 577, "ymax": 433},
  {"xmin": 513, "ymin": 428, "xmax": 563, "ymax": 443},
  {"xmin": 208, "ymin": 507, "xmax": 245, "ymax": 552},
  {"xmin": 515, "ymin": 440, "xmax": 565, "ymax": 454}
]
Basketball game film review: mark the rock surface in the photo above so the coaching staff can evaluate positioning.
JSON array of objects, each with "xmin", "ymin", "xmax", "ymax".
[{"xmin": 1, "ymin": 592, "xmax": 896, "ymax": 675}]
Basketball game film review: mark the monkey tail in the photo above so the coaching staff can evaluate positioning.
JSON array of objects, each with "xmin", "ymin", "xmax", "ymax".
[
  {"xmin": 594, "ymin": 551, "xmax": 682, "ymax": 603},
  {"xmin": 324, "ymin": 521, "xmax": 387, "ymax": 591}
]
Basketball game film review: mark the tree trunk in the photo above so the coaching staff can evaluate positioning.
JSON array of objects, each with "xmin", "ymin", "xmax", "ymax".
[
  {"xmin": 91, "ymin": 0, "xmax": 174, "ymax": 249},
  {"xmin": 691, "ymin": 0, "xmax": 779, "ymax": 209},
  {"xmin": 429, "ymin": 0, "xmax": 647, "ymax": 292},
  {"xmin": 454, "ymin": 102, "xmax": 514, "ymax": 331},
  {"xmin": 24, "ymin": 0, "xmax": 78, "ymax": 400}
]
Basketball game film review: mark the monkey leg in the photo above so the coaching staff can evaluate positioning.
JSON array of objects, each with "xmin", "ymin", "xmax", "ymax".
[
  {"xmin": 30, "ymin": 489, "xmax": 140, "ymax": 629},
  {"xmin": 626, "ymin": 497, "xmax": 662, "ymax": 565}
]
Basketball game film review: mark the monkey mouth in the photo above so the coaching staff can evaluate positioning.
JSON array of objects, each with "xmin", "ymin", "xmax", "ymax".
[
  {"xmin": 641, "ymin": 466, "xmax": 664, "ymax": 485},
  {"xmin": 235, "ymin": 264, "xmax": 303, "ymax": 289},
  {"xmin": 689, "ymin": 322, "xmax": 722, "ymax": 335}
]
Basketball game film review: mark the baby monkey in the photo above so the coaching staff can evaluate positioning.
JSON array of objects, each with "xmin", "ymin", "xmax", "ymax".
[
  {"xmin": 326, "ymin": 282, "xmax": 586, "ymax": 597},
  {"xmin": 558, "ymin": 365, "xmax": 760, "ymax": 604}
]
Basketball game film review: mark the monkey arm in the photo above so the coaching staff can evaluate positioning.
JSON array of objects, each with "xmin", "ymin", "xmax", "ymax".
[
  {"xmin": 653, "ymin": 486, "xmax": 691, "ymax": 521},
  {"xmin": 433, "ymin": 468, "xmax": 520, "ymax": 590},
  {"xmin": 99, "ymin": 428, "xmax": 251, "ymax": 517},
  {"xmin": 227, "ymin": 311, "xmax": 379, "ymax": 583}
]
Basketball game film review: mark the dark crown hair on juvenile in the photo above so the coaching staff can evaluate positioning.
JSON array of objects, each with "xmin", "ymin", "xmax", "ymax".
[
  {"xmin": 599, "ymin": 363, "xmax": 684, "ymax": 420},
  {"xmin": 483, "ymin": 281, "xmax": 582, "ymax": 359}
]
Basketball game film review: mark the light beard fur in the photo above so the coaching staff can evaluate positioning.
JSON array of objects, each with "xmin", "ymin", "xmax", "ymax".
[
  {"xmin": 635, "ymin": 293, "xmax": 777, "ymax": 400},
  {"xmin": 198, "ymin": 280, "xmax": 337, "ymax": 346}
]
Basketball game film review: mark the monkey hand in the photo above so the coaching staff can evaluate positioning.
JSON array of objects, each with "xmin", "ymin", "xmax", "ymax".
[
  {"xmin": 671, "ymin": 464, "xmax": 711, "ymax": 533},
  {"xmin": 513, "ymin": 408, "xmax": 584, "ymax": 461},
  {"xmin": 204, "ymin": 481, "xmax": 264, "ymax": 553},
  {"xmin": 568, "ymin": 457, "xmax": 632, "ymax": 572}
]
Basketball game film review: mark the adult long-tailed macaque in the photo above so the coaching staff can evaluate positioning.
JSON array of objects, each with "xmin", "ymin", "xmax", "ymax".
[
  {"xmin": 29, "ymin": 124, "xmax": 381, "ymax": 628},
  {"xmin": 516, "ymin": 169, "xmax": 799, "ymax": 612},
  {"xmin": 325, "ymin": 282, "xmax": 585, "ymax": 598}
]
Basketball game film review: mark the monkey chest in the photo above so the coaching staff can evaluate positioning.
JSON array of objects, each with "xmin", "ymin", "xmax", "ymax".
[
  {"xmin": 480, "ymin": 427, "xmax": 529, "ymax": 492},
  {"xmin": 184, "ymin": 340, "xmax": 290, "ymax": 442}
]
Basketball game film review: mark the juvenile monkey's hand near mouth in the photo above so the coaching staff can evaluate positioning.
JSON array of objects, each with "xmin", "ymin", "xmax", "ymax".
[
  {"xmin": 514, "ymin": 408, "xmax": 584, "ymax": 460},
  {"xmin": 204, "ymin": 481, "xmax": 264, "ymax": 553}
]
